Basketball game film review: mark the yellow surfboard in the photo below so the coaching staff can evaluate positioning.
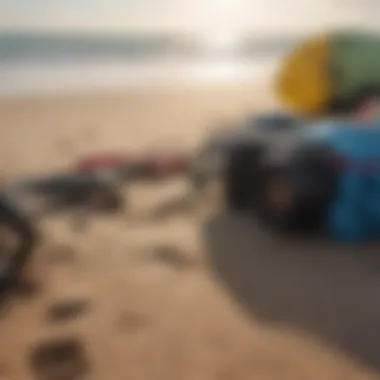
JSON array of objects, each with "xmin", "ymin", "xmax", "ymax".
[{"xmin": 274, "ymin": 34, "xmax": 331, "ymax": 115}]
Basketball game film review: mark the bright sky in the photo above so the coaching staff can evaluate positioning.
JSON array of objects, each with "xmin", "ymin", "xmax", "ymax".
[{"xmin": 0, "ymin": 0, "xmax": 378, "ymax": 35}]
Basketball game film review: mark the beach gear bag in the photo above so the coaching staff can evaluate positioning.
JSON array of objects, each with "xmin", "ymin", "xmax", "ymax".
[{"xmin": 326, "ymin": 125, "xmax": 380, "ymax": 242}]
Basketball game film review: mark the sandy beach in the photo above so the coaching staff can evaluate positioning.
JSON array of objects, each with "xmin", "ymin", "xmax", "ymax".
[{"xmin": 0, "ymin": 84, "xmax": 379, "ymax": 380}]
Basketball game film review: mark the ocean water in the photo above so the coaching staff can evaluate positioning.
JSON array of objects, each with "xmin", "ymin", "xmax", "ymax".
[{"xmin": 0, "ymin": 33, "xmax": 293, "ymax": 97}]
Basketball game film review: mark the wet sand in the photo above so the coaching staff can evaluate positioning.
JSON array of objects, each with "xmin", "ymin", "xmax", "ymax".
[{"xmin": 0, "ymin": 85, "xmax": 378, "ymax": 380}]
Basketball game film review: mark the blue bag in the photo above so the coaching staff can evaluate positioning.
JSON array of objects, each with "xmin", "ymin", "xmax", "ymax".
[{"xmin": 326, "ymin": 125, "xmax": 380, "ymax": 242}]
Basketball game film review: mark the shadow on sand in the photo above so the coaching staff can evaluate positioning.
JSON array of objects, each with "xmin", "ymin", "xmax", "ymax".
[{"xmin": 203, "ymin": 212, "xmax": 380, "ymax": 370}]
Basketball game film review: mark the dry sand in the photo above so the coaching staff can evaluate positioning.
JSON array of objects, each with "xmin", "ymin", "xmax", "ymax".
[{"xmin": 0, "ymin": 84, "xmax": 379, "ymax": 380}]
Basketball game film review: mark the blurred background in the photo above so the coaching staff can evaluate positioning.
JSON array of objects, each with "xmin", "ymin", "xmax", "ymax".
[
  {"xmin": 2, "ymin": 2, "xmax": 380, "ymax": 380},
  {"xmin": 0, "ymin": 0, "xmax": 379, "ymax": 96}
]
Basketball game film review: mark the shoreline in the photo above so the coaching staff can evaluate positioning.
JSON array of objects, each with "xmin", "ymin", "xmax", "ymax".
[
  {"xmin": 0, "ymin": 79, "xmax": 270, "ymax": 102},
  {"xmin": 0, "ymin": 81, "xmax": 271, "ymax": 102},
  {"xmin": 0, "ymin": 81, "xmax": 278, "ymax": 105},
  {"xmin": 0, "ymin": 56, "xmax": 278, "ymax": 99}
]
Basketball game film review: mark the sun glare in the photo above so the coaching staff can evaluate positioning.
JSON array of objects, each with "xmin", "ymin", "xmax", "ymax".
[{"xmin": 204, "ymin": 32, "xmax": 238, "ymax": 53}]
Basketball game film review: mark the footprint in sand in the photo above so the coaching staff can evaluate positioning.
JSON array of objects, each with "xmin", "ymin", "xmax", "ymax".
[
  {"xmin": 150, "ymin": 245, "xmax": 195, "ymax": 269},
  {"xmin": 46, "ymin": 298, "xmax": 90, "ymax": 324},
  {"xmin": 29, "ymin": 337, "xmax": 89, "ymax": 380}
]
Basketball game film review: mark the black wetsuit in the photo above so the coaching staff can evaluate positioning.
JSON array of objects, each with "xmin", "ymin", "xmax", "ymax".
[{"xmin": 0, "ymin": 195, "xmax": 37, "ymax": 294}]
